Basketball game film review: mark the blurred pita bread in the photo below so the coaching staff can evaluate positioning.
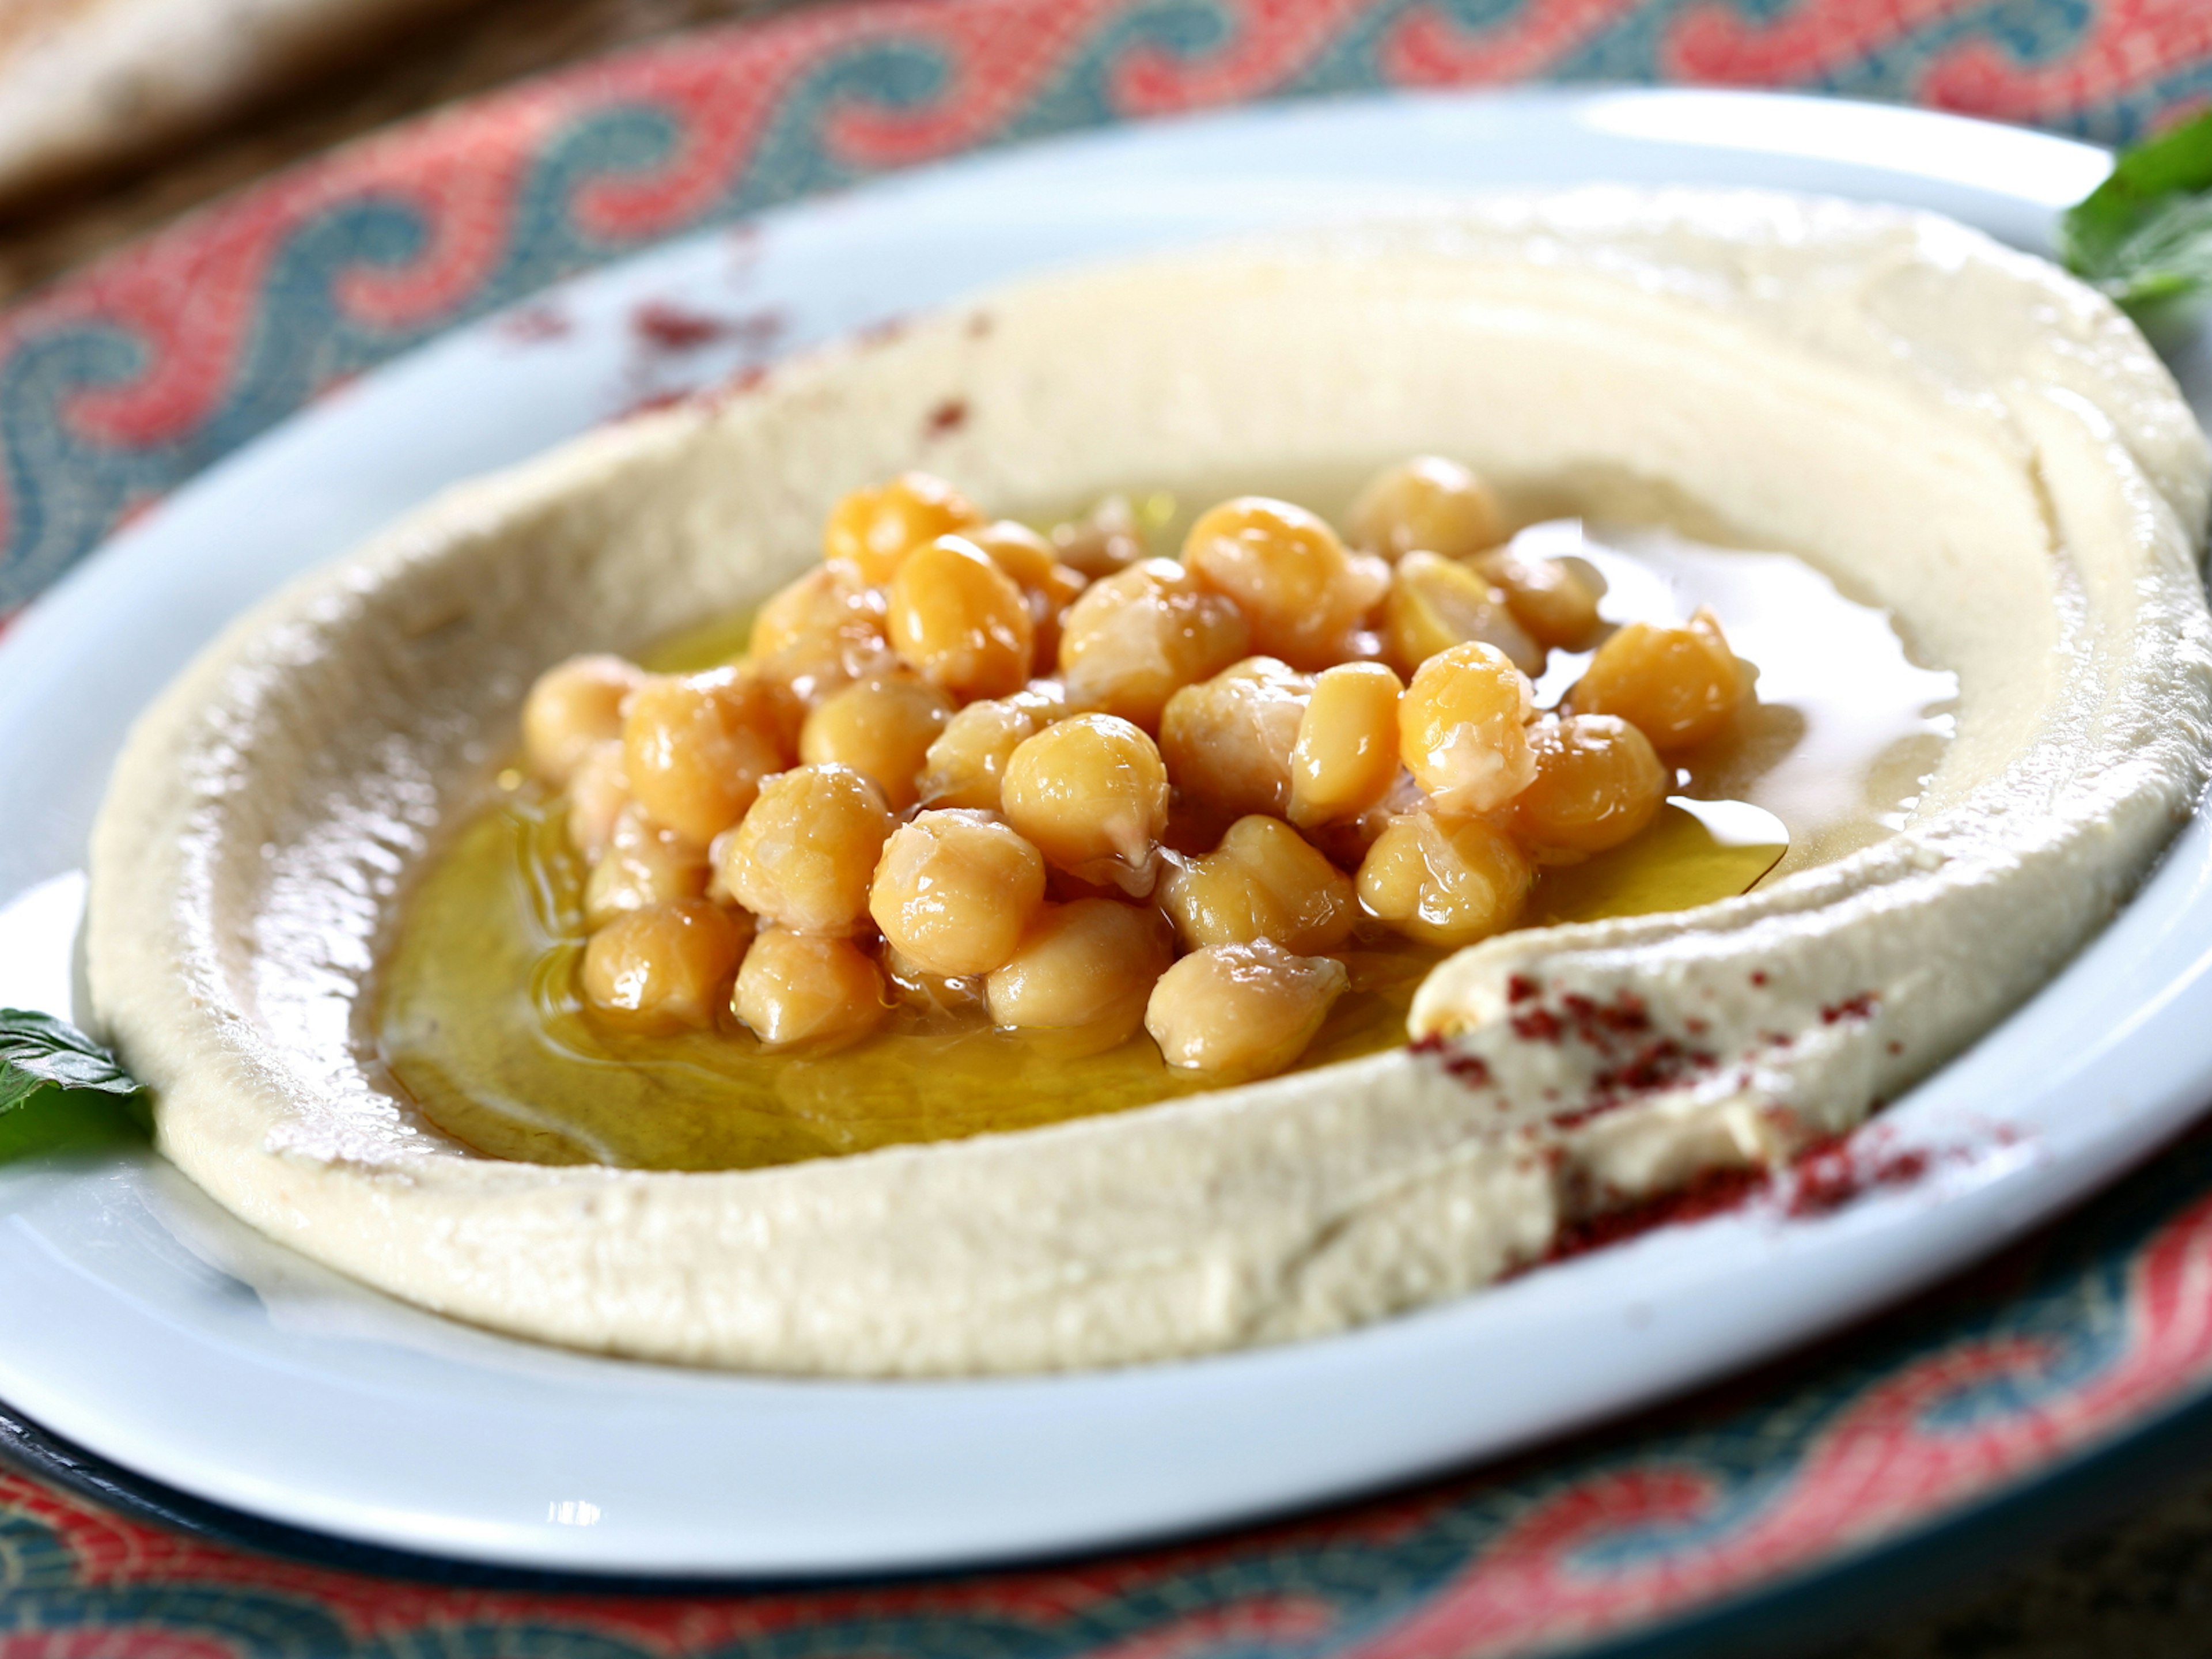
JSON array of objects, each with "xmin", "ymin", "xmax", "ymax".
[{"xmin": 0, "ymin": 0, "xmax": 471, "ymax": 205}]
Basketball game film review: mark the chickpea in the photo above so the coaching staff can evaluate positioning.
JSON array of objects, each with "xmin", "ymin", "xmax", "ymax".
[
  {"xmin": 1571, "ymin": 607, "xmax": 1749, "ymax": 752},
  {"xmin": 798, "ymin": 672, "xmax": 955, "ymax": 812},
  {"xmin": 1346, "ymin": 456, "xmax": 1506, "ymax": 562},
  {"xmin": 1000, "ymin": 713, "xmax": 1171, "ymax": 893},
  {"xmin": 869, "ymin": 809, "xmax": 1047, "ymax": 978},
  {"xmin": 1181, "ymin": 497, "xmax": 1388, "ymax": 671},
  {"xmin": 1288, "ymin": 661, "xmax": 1404, "ymax": 828},
  {"xmin": 1381, "ymin": 551, "xmax": 1543, "ymax": 678},
  {"xmin": 822, "ymin": 471, "xmax": 980, "ymax": 583},
  {"xmin": 1513, "ymin": 714, "xmax": 1668, "ymax": 858},
  {"xmin": 1157, "ymin": 814, "xmax": 1358, "ymax": 956},
  {"xmin": 1471, "ymin": 548, "xmax": 1606, "ymax": 652},
  {"xmin": 961, "ymin": 518, "xmax": 1058, "ymax": 590},
  {"xmin": 985, "ymin": 899, "xmax": 1175, "ymax": 1049},
  {"xmin": 711, "ymin": 764, "xmax": 895, "ymax": 934},
  {"xmin": 584, "ymin": 803, "xmax": 710, "ymax": 927},
  {"xmin": 886, "ymin": 533, "xmax": 1036, "ymax": 700},
  {"xmin": 884, "ymin": 945, "xmax": 988, "ymax": 1022},
  {"xmin": 731, "ymin": 927, "xmax": 887, "ymax": 1049},
  {"xmin": 748, "ymin": 564, "xmax": 891, "ymax": 703},
  {"xmin": 1056, "ymin": 558, "xmax": 1252, "ymax": 730},
  {"xmin": 1399, "ymin": 641, "xmax": 1537, "ymax": 816},
  {"xmin": 524, "ymin": 654, "xmax": 646, "ymax": 786},
  {"xmin": 917, "ymin": 681, "xmax": 1069, "ymax": 812},
  {"xmin": 1050, "ymin": 493, "xmax": 1147, "ymax": 579},
  {"xmin": 1144, "ymin": 940, "xmax": 1349, "ymax": 1080},
  {"xmin": 1158, "ymin": 656, "xmax": 1313, "ymax": 823},
  {"xmin": 580, "ymin": 899, "xmax": 749, "ymax": 1033},
  {"xmin": 622, "ymin": 668, "xmax": 790, "ymax": 846},
  {"xmin": 963, "ymin": 519, "xmax": 1089, "ymax": 673},
  {"xmin": 1356, "ymin": 812, "xmax": 1531, "ymax": 948},
  {"xmin": 566, "ymin": 740, "xmax": 631, "ymax": 861}
]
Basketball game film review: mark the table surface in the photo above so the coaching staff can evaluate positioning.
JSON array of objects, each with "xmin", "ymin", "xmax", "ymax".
[{"xmin": 3, "ymin": 1, "xmax": 2212, "ymax": 1653}]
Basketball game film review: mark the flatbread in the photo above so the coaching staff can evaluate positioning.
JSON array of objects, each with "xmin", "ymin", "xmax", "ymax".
[{"xmin": 0, "ymin": 0, "xmax": 465, "ymax": 203}]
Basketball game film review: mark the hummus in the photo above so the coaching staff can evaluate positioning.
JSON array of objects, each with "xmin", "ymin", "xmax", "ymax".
[{"xmin": 84, "ymin": 190, "xmax": 2212, "ymax": 1375}]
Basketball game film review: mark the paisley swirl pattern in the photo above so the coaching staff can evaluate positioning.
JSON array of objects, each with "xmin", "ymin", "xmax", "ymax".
[
  {"xmin": 1, "ymin": 0, "xmax": 2210, "ymax": 615},
  {"xmin": 5, "ymin": 0, "xmax": 2212, "ymax": 1652}
]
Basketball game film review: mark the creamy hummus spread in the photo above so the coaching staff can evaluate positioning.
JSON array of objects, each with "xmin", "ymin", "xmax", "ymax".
[{"xmin": 84, "ymin": 190, "xmax": 2212, "ymax": 1374}]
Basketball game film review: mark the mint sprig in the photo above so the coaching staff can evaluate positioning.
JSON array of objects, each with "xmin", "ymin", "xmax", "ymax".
[
  {"xmin": 0, "ymin": 1008, "xmax": 148, "ymax": 1160},
  {"xmin": 2061, "ymin": 110, "xmax": 2212, "ymax": 312}
]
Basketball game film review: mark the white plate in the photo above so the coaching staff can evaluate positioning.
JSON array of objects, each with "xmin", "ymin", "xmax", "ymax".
[{"xmin": 0, "ymin": 88, "xmax": 2204, "ymax": 1577}]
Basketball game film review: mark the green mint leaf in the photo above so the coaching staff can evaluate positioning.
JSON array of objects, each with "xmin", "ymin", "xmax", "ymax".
[
  {"xmin": 0, "ymin": 1008, "xmax": 144, "ymax": 1113},
  {"xmin": 2062, "ymin": 110, "xmax": 2212, "ymax": 310}
]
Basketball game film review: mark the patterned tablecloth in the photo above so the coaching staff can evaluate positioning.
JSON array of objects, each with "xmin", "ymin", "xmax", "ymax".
[{"xmin": 5, "ymin": 2, "xmax": 2212, "ymax": 1654}]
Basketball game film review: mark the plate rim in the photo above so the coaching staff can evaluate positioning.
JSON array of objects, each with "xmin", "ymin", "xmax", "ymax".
[{"xmin": 14, "ymin": 84, "xmax": 2212, "ymax": 1622}]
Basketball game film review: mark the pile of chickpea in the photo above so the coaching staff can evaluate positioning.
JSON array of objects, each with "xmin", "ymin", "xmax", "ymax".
[{"xmin": 518, "ymin": 458, "xmax": 1753, "ymax": 1085}]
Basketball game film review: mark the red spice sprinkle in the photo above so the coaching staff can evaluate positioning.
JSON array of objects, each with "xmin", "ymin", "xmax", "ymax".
[
  {"xmin": 1541, "ymin": 1165, "xmax": 1772, "ymax": 1266},
  {"xmin": 1685, "ymin": 1017, "xmax": 1710, "ymax": 1036},
  {"xmin": 632, "ymin": 300, "xmax": 729, "ymax": 351},
  {"xmin": 1407, "ymin": 1033, "xmax": 1492, "ymax": 1088},
  {"xmin": 926, "ymin": 397, "xmax": 969, "ymax": 437},
  {"xmin": 1787, "ymin": 1133, "xmax": 1930, "ymax": 1217},
  {"xmin": 1510, "ymin": 1006, "xmax": 1565, "ymax": 1044},
  {"xmin": 1749, "ymin": 970, "xmax": 1770, "ymax": 987},
  {"xmin": 1886, "ymin": 1040, "xmax": 1903, "ymax": 1056},
  {"xmin": 1507, "ymin": 974, "xmax": 1542, "ymax": 1005},
  {"xmin": 499, "ymin": 304, "xmax": 570, "ymax": 343},
  {"xmin": 616, "ymin": 388, "xmax": 692, "ymax": 420},
  {"xmin": 1820, "ymin": 991, "xmax": 1879, "ymax": 1025},
  {"xmin": 632, "ymin": 301, "xmax": 787, "ymax": 355}
]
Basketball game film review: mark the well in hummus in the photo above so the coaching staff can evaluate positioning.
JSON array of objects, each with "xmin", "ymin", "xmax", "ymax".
[
  {"xmin": 389, "ymin": 463, "xmax": 1812, "ymax": 1169},
  {"xmin": 84, "ymin": 191, "xmax": 2212, "ymax": 1374}
]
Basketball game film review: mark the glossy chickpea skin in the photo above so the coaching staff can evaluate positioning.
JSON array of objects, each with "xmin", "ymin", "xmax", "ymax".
[
  {"xmin": 1000, "ymin": 714, "xmax": 1171, "ymax": 894},
  {"xmin": 1144, "ymin": 940, "xmax": 1349, "ymax": 1080},
  {"xmin": 524, "ymin": 654, "xmax": 645, "ymax": 786},
  {"xmin": 584, "ymin": 803, "xmax": 710, "ymax": 928},
  {"xmin": 1513, "ymin": 715, "xmax": 1668, "ymax": 858},
  {"xmin": 581, "ymin": 899, "xmax": 750, "ymax": 1034},
  {"xmin": 1289, "ymin": 661, "xmax": 1404, "ymax": 828},
  {"xmin": 622, "ymin": 669, "xmax": 790, "ymax": 846},
  {"xmin": 985, "ymin": 899, "xmax": 1175, "ymax": 1049},
  {"xmin": 1346, "ymin": 456, "xmax": 1506, "ymax": 562},
  {"xmin": 887, "ymin": 533, "xmax": 1036, "ymax": 701},
  {"xmin": 963, "ymin": 519, "xmax": 1089, "ymax": 673},
  {"xmin": 713, "ymin": 764, "xmax": 895, "ymax": 934},
  {"xmin": 1356, "ymin": 812, "xmax": 1532, "ymax": 948},
  {"xmin": 732, "ymin": 928, "xmax": 887, "ymax": 1049},
  {"xmin": 1573, "ymin": 607, "xmax": 1749, "ymax": 752},
  {"xmin": 1398, "ymin": 641, "xmax": 1537, "ymax": 816},
  {"xmin": 869, "ymin": 809, "xmax": 1048, "ymax": 978},
  {"xmin": 916, "ymin": 682, "xmax": 1069, "ymax": 812},
  {"xmin": 565, "ymin": 740, "xmax": 630, "ymax": 861},
  {"xmin": 748, "ymin": 564, "xmax": 891, "ymax": 703},
  {"xmin": 1472, "ymin": 548, "xmax": 1606, "ymax": 652},
  {"xmin": 1159, "ymin": 656, "xmax": 1312, "ymax": 823},
  {"xmin": 1056, "ymin": 558, "xmax": 1252, "ymax": 730},
  {"xmin": 1182, "ymin": 497, "xmax": 1388, "ymax": 671},
  {"xmin": 1158, "ymin": 815, "xmax": 1358, "ymax": 956},
  {"xmin": 798, "ymin": 673, "xmax": 955, "ymax": 812},
  {"xmin": 1381, "ymin": 551, "xmax": 1543, "ymax": 678},
  {"xmin": 822, "ymin": 471, "xmax": 980, "ymax": 583}
]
